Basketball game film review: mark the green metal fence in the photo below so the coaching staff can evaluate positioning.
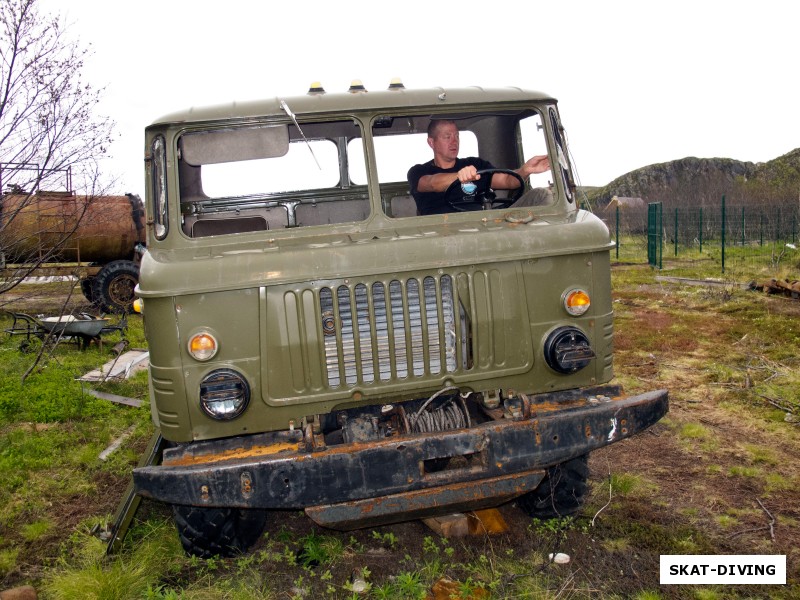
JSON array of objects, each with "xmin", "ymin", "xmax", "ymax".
[
  {"xmin": 647, "ymin": 202, "xmax": 663, "ymax": 269},
  {"xmin": 604, "ymin": 197, "xmax": 800, "ymax": 278}
]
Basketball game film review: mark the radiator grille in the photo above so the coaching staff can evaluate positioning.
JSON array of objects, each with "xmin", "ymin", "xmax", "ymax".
[{"xmin": 320, "ymin": 276, "xmax": 461, "ymax": 387}]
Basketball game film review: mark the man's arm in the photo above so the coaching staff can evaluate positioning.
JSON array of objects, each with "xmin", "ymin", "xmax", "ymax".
[
  {"xmin": 490, "ymin": 155, "xmax": 551, "ymax": 189},
  {"xmin": 454, "ymin": 155, "xmax": 551, "ymax": 190},
  {"xmin": 416, "ymin": 172, "xmax": 460, "ymax": 193}
]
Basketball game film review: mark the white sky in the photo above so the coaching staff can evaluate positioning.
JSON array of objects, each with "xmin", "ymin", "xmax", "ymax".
[{"xmin": 40, "ymin": 0, "xmax": 799, "ymax": 194}]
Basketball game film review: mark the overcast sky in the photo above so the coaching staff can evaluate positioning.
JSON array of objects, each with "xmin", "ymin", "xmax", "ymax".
[{"xmin": 40, "ymin": 0, "xmax": 799, "ymax": 194}]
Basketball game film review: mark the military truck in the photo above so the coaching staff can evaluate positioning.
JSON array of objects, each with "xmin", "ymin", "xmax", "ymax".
[{"xmin": 132, "ymin": 82, "xmax": 668, "ymax": 558}]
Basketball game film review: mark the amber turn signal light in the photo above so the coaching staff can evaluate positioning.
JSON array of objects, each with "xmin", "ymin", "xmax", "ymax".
[
  {"xmin": 564, "ymin": 289, "xmax": 591, "ymax": 316},
  {"xmin": 188, "ymin": 331, "xmax": 218, "ymax": 361}
]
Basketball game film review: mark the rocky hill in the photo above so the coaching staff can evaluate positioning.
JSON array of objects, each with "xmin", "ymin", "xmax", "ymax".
[{"xmin": 585, "ymin": 148, "xmax": 800, "ymax": 208}]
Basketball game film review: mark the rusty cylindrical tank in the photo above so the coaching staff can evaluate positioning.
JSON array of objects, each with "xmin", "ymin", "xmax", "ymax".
[
  {"xmin": 0, "ymin": 191, "xmax": 144, "ymax": 263},
  {"xmin": 0, "ymin": 192, "xmax": 145, "ymax": 312}
]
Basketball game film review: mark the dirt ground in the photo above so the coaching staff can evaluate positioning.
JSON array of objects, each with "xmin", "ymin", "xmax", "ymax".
[{"xmin": 2, "ymin": 276, "xmax": 799, "ymax": 597}]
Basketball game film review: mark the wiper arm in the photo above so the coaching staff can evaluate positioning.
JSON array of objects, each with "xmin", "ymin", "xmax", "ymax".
[{"xmin": 279, "ymin": 99, "xmax": 321, "ymax": 170}]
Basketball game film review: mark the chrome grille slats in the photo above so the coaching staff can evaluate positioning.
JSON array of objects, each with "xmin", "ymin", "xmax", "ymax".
[
  {"xmin": 321, "ymin": 275, "xmax": 459, "ymax": 388},
  {"xmin": 261, "ymin": 264, "xmax": 535, "ymax": 404}
]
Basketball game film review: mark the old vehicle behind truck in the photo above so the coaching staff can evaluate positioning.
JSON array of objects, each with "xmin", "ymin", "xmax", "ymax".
[
  {"xmin": 132, "ymin": 82, "xmax": 668, "ymax": 557},
  {"xmin": 0, "ymin": 164, "xmax": 145, "ymax": 312}
]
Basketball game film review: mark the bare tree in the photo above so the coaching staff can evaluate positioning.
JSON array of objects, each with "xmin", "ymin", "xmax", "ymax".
[{"xmin": 0, "ymin": 0, "xmax": 115, "ymax": 300}]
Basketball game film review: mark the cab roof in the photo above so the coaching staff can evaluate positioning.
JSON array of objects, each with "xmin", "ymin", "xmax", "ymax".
[{"xmin": 149, "ymin": 86, "xmax": 557, "ymax": 127}]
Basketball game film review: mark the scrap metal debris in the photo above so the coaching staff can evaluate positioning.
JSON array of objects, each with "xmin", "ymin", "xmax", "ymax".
[{"xmin": 748, "ymin": 278, "xmax": 800, "ymax": 299}]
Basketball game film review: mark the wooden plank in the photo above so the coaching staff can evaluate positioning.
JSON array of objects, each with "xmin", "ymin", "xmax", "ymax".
[
  {"xmin": 422, "ymin": 513, "xmax": 470, "ymax": 538},
  {"xmin": 99, "ymin": 425, "xmax": 137, "ymax": 461},
  {"xmin": 423, "ymin": 509, "xmax": 508, "ymax": 538},
  {"xmin": 78, "ymin": 350, "xmax": 149, "ymax": 382},
  {"xmin": 86, "ymin": 389, "xmax": 142, "ymax": 408}
]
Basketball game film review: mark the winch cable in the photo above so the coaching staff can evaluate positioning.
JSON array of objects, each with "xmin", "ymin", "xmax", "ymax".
[{"xmin": 408, "ymin": 386, "xmax": 472, "ymax": 433}]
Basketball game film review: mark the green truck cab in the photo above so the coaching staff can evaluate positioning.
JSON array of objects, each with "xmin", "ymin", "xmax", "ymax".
[{"xmin": 132, "ymin": 83, "xmax": 668, "ymax": 557}]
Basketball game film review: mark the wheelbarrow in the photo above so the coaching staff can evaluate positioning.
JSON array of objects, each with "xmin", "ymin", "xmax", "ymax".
[
  {"xmin": 4, "ymin": 311, "xmax": 115, "ymax": 351},
  {"xmin": 39, "ymin": 314, "xmax": 109, "ymax": 337}
]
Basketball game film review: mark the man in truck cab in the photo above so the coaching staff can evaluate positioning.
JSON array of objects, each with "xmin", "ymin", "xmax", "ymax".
[{"xmin": 407, "ymin": 119, "xmax": 551, "ymax": 215}]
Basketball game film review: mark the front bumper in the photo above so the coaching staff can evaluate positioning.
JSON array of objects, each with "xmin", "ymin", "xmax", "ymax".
[{"xmin": 134, "ymin": 385, "xmax": 667, "ymax": 528}]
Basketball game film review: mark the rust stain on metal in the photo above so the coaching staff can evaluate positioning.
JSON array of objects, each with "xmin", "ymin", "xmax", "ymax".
[
  {"xmin": 304, "ymin": 469, "xmax": 546, "ymax": 529},
  {"xmin": 163, "ymin": 441, "xmax": 300, "ymax": 467},
  {"xmin": 160, "ymin": 391, "xmax": 664, "ymax": 471},
  {"xmin": 240, "ymin": 472, "xmax": 253, "ymax": 498},
  {"xmin": 533, "ymin": 420, "xmax": 541, "ymax": 445}
]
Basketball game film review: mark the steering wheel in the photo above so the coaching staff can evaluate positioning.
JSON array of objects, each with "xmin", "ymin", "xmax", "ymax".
[{"xmin": 446, "ymin": 168, "xmax": 526, "ymax": 212}]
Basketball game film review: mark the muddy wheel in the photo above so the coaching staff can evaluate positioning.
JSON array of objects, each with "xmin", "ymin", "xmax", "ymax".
[
  {"xmin": 517, "ymin": 454, "xmax": 589, "ymax": 519},
  {"xmin": 80, "ymin": 278, "xmax": 95, "ymax": 303},
  {"xmin": 172, "ymin": 505, "xmax": 267, "ymax": 558},
  {"xmin": 91, "ymin": 260, "xmax": 139, "ymax": 313}
]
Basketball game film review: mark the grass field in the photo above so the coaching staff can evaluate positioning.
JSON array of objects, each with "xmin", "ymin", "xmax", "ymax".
[{"xmin": 0, "ymin": 264, "xmax": 798, "ymax": 599}]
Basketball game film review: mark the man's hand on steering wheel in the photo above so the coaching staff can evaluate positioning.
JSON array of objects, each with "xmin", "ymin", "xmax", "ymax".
[{"xmin": 446, "ymin": 168, "xmax": 526, "ymax": 212}]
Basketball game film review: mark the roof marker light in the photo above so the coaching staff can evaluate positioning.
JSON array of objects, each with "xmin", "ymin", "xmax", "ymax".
[
  {"xmin": 388, "ymin": 77, "xmax": 405, "ymax": 90},
  {"xmin": 348, "ymin": 79, "xmax": 367, "ymax": 93},
  {"xmin": 307, "ymin": 81, "xmax": 326, "ymax": 95}
]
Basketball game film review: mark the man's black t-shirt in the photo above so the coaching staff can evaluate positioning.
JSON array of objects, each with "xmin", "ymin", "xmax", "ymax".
[{"xmin": 407, "ymin": 157, "xmax": 494, "ymax": 215}]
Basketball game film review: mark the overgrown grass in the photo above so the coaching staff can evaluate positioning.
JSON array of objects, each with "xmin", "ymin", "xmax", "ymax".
[
  {"xmin": 610, "ymin": 234, "xmax": 800, "ymax": 281},
  {"xmin": 0, "ymin": 301, "xmax": 152, "ymax": 583},
  {"xmin": 2, "ymin": 269, "xmax": 800, "ymax": 598}
]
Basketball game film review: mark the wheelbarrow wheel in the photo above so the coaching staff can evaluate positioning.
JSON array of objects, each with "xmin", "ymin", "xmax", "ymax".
[{"xmin": 19, "ymin": 338, "xmax": 35, "ymax": 353}]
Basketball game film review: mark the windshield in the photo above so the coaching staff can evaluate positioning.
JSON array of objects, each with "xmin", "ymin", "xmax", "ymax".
[
  {"xmin": 176, "ymin": 119, "xmax": 369, "ymax": 237},
  {"xmin": 367, "ymin": 109, "xmax": 555, "ymax": 218}
]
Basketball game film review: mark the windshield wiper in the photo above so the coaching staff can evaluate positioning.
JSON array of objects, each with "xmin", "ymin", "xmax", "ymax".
[{"xmin": 279, "ymin": 99, "xmax": 321, "ymax": 170}]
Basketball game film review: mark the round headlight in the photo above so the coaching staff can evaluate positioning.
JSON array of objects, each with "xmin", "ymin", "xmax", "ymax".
[
  {"xmin": 188, "ymin": 331, "xmax": 218, "ymax": 361},
  {"xmin": 199, "ymin": 369, "xmax": 250, "ymax": 420},
  {"xmin": 563, "ymin": 288, "xmax": 591, "ymax": 316},
  {"xmin": 544, "ymin": 326, "xmax": 595, "ymax": 374}
]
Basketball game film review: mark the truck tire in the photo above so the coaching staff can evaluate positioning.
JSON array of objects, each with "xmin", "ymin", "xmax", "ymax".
[
  {"xmin": 517, "ymin": 454, "xmax": 589, "ymax": 519},
  {"xmin": 80, "ymin": 277, "xmax": 95, "ymax": 303},
  {"xmin": 172, "ymin": 505, "xmax": 267, "ymax": 558},
  {"xmin": 91, "ymin": 260, "xmax": 139, "ymax": 313}
]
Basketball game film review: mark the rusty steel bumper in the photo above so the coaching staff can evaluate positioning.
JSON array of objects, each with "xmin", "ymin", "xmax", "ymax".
[{"xmin": 133, "ymin": 386, "xmax": 667, "ymax": 528}]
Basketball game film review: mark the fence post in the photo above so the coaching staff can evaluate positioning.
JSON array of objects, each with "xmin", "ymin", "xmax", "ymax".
[
  {"xmin": 760, "ymin": 212, "xmax": 764, "ymax": 247},
  {"xmin": 674, "ymin": 208, "xmax": 678, "ymax": 257},
  {"xmin": 615, "ymin": 204, "xmax": 620, "ymax": 260},
  {"xmin": 721, "ymin": 195, "xmax": 726, "ymax": 273},
  {"xmin": 647, "ymin": 202, "xmax": 663, "ymax": 269},
  {"xmin": 741, "ymin": 206, "xmax": 745, "ymax": 247},
  {"xmin": 699, "ymin": 207, "xmax": 703, "ymax": 253}
]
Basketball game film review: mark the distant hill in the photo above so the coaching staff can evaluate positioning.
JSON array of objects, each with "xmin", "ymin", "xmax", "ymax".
[{"xmin": 585, "ymin": 148, "xmax": 800, "ymax": 209}]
